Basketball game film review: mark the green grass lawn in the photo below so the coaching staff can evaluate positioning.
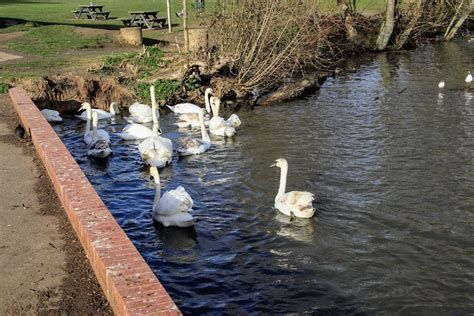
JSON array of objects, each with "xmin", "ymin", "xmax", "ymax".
[
  {"xmin": 0, "ymin": 0, "xmax": 384, "ymax": 31},
  {"xmin": 0, "ymin": 0, "xmax": 385, "ymax": 82},
  {"xmin": 0, "ymin": 0, "xmax": 219, "ymax": 30},
  {"xmin": 8, "ymin": 25, "xmax": 110, "ymax": 56}
]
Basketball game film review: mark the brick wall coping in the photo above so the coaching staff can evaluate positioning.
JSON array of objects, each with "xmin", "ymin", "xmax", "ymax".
[{"xmin": 9, "ymin": 87, "xmax": 181, "ymax": 316}]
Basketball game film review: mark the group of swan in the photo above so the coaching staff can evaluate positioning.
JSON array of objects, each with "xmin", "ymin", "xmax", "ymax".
[
  {"xmin": 42, "ymin": 85, "xmax": 315, "ymax": 228},
  {"xmin": 438, "ymin": 71, "xmax": 472, "ymax": 90}
]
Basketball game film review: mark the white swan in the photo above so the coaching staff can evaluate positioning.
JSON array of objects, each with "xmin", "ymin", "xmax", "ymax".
[
  {"xmin": 150, "ymin": 166, "xmax": 195, "ymax": 227},
  {"xmin": 168, "ymin": 87, "xmax": 214, "ymax": 114},
  {"xmin": 87, "ymin": 112, "xmax": 112, "ymax": 158},
  {"xmin": 77, "ymin": 102, "xmax": 119, "ymax": 121},
  {"xmin": 126, "ymin": 87, "xmax": 160, "ymax": 124},
  {"xmin": 41, "ymin": 109, "xmax": 62, "ymax": 123},
  {"xmin": 117, "ymin": 96, "xmax": 160, "ymax": 140},
  {"xmin": 138, "ymin": 87, "xmax": 173, "ymax": 168},
  {"xmin": 208, "ymin": 96, "xmax": 236, "ymax": 137},
  {"xmin": 176, "ymin": 109, "xmax": 211, "ymax": 156},
  {"xmin": 270, "ymin": 158, "xmax": 315, "ymax": 218},
  {"xmin": 438, "ymin": 80, "xmax": 445, "ymax": 90},
  {"xmin": 226, "ymin": 113, "xmax": 242, "ymax": 129},
  {"xmin": 117, "ymin": 123, "xmax": 155, "ymax": 140},
  {"xmin": 83, "ymin": 109, "xmax": 110, "ymax": 145},
  {"xmin": 466, "ymin": 71, "xmax": 472, "ymax": 84}
]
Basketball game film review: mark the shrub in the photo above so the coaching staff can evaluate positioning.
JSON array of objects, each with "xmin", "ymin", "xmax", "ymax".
[
  {"xmin": 0, "ymin": 83, "xmax": 11, "ymax": 94},
  {"xmin": 136, "ymin": 80, "xmax": 180, "ymax": 103}
]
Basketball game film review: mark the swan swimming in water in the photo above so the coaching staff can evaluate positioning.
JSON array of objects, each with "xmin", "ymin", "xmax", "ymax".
[
  {"xmin": 271, "ymin": 158, "xmax": 315, "ymax": 218},
  {"xmin": 438, "ymin": 80, "xmax": 445, "ymax": 91},
  {"xmin": 87, "ymin": 112, "xmax": 112, "ymax": 158},
  {"xmin": 117, "ymin": 89, "xmax": 161, "ymax": 140},
  {"xmin": 41, "ymin": 109, "xmax": 62, "ymax": 123},
  {"xmin": 126, "ymin": 87, "xmax": 160, "ymax": 123},
  {"xmin": 138, "ymin": 86, "xmax": 173, "ymax": 168},
  {"xmin": 150, "ymin": 166, "xmax": 195, "ymax": 227},
  {"xmin": 83, "ymin": 108, "xmax": 110, "ymax": 145},
  {"xmin": 176, "ymin": 108, "xmax": 211, "ymax": 156},
  {"xmin": 466, "ymin": 71, "xmax": 472, "ymax": 84},
  {"xmin": 168, "ymin": 87, "xmax": 214, "ymax": 114},
  {"xmin": 174, "ymin": 88, "xmax": 214, "ymax": 128},
  {"xmin": 77, "ymin": 102, "xmax": 119, "ymax": 121},
  {"xmin": 208, "ymin": 97, "xmax": 236, "ymax": 137}
]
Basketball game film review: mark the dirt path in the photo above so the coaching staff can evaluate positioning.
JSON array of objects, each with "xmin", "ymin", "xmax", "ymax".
[{"xmin": 0, "ymin": 94, "xmax": 112, "ymax": 315}]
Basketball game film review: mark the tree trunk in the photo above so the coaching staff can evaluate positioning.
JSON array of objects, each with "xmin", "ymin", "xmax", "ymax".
[
  {"xmin": 376, "ymin": 0, "xmax": 397, "ymax": 50},
  {"xmin": 444, "ymin": 0, "xmax": 474, "ymax": 41},
  {"xmin": 393, "ymin": 0, "xmax": 423, "ymax": 49}
]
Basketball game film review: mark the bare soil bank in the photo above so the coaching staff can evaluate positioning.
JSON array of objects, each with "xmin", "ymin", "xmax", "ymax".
[{"xmin": 0, "ymin": 94, "xmax": 112, "ymax": 315}]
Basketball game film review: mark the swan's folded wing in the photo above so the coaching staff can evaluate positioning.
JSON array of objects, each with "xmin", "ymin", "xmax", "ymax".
[
  {"xmin": 280, "ymin": 191, "xmax": 314, "ymax": 207},
  {"xmin": 209, "ymin": 117, "xmax": 225, "ymax": 130},
  {"xmin": 156, "ymin": 187, "xmax": 193, "ymax": 215},
  {"xmin": 87, "ymin": 140, "xmax": 112, "ymax": 158},
  {"xmin": 97, "ymin": 129, "xmax": 110, "ymax": 144},
  {"xmin": 153, "ymin": 212, "xmax": 194, "ymax": 227},
  {"xmin": 226, "ymin": 114, "xmax": 241, "ymax": 128},
  {"xmin": 173, "ymin": 103, "xmax": 201, "ymax": 114},
  {"xmin": 129, "ymin": 102, "xmax": 151, "ymax": 116},
  {"xmin": 177, "ymin": 137, "xmax": 202, "ymax": 152}
]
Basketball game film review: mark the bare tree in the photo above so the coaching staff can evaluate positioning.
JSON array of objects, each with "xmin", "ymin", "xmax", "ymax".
[
  {"xmin": 444, "ymin": 0, "xmax": 474, "ymax": 40},
  {"xmin": 208, "ymin": 0, "xmax": 338, "ymax": 92},
  {"xmin": 376, "ymin": 0, "xmax": 398, "ymax": 50}
]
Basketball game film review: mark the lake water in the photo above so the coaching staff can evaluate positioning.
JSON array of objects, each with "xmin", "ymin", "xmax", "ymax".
[{"xmin": 54, "ymin": 40, "xmax": 474, "ymax": 314}]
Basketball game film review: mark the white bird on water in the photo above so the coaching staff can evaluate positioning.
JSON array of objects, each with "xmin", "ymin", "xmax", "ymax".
[
  {"xmin": 176, "ymin": 108, "xmax": 211, "ymax": 156},
  {"xmin": 77, "ymin": 102, "xmax": 119, "ymax": 121},
  {"xmin": 465, "ymin": 71, "xmax": 472, "ymax": 84},
  {"xmin": 87, "ymin": 112, "xmax": 112, "ymax": 158},
  {"xmin": 174, "ymin": 88, "xmax": 214, "ymax": 128},
  {"xmin": 138, "ymin": 86, "xmax": 173, "ymax": 168},
  {"xmin": 83, "ymin": 109, "xmax": 110, "ymax": 145},
  {"xmin": 117, "ymin": 87, "xmax": 159, "ymax": 140},
  {"xmin": 270, "ymin": 158, "xmax": 315, "ymax": 218},
  {"xmin": 438, "ymin": 80, "xmax": 445, "ymax": 91},
  {"xmin": 168, "ymin": 87, "xmax": 214, "ymax": 114},
  {"xmin": 150, "ymin": 166, "xmax": 195, "ymax": 228},
  {"xmin": 41, "ymin": 109, "xmax": 62, "ymax": 123},
  {"xmin": 125, "ymin": 89, "xmax": 160, "ymax": 124},
  {"xmin": 208, "ymin": 97, "xmax": 236, "ymax": 137}
]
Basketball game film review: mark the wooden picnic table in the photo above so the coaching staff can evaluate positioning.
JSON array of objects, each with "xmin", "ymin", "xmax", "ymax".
[
  {"xmin": 72, "ymin": 4, "xmax": 110, "ymax": 20},
  {"xmin": 121, "ymin": 11, "xmax": 166, "ymax": 29}
]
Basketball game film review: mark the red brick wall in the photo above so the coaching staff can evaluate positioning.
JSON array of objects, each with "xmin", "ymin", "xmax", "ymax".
[{"xmin": 9, "ymin": 87, "xmax": 181, "ymax": 316}]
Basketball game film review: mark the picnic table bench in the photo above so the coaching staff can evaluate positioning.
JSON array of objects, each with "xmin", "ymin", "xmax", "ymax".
[
  {"xmin": 72, "ymin": 5, "xmax": 110, "ymax": 20},
  {"xmin": 121, "ymin": 11, "xmax": 166, "ymax": 29}
]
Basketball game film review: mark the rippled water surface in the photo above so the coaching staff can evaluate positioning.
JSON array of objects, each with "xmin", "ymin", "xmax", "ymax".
[{"xmin": 54, "ymin": 41, "xmax": 474, "ymax": 314}]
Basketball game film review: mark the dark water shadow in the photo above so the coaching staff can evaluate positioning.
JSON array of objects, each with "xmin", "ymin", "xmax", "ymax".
[{"xmin": 153, "ymin": 221, "xmax": 198, "ymax": 250}]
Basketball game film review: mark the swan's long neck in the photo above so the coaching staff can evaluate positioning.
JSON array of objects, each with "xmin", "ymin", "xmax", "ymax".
[
  {"xmin": 152, "ymin": 104, "xmax": 158, "ymax": 125},
  {"xmin": 205, "ymin": 89, "xmax": 212, "ymax": 113},
  {"xmin": 109, "ymin": 102, "xmax": 117, "ymax": 115},
  {"xmin": 211, "ymin": 98, "xmax": 220, "ymax": 118},
  {"xmin": 200, "ymin": 113, "xmax": 210, "ymax": 142},
  {"xmin": 152, "ymin": 171, "xmax": 161, "ymax": 210},
  {"xmin": 152, "ymin": 123, "xmax": 160, "ymax": 136},
  {"xmin": 276, "ymin": 164, "xmax": 288, "ymax": 201},
  {"xmin": 150, "ymin": 86, "xmax": 159, "ymax": 126},
  {"xmin": 92, "ymin": 115, "xmax": 98, "ymax": 140},
  {"xmin": 85, "ymin": 104, "xmax": 92, "ymax": 120},
  {"xmin": 85, "ymin": 117, "xmax": 91, "ymax": 135}
]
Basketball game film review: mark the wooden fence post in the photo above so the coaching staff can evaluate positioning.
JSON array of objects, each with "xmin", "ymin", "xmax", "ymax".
[
  {"xmin": 183, "ymin": 0, "xmax": 189, "ymax": 51},
  {"xmin": 167, "ymin": 0, "xmax": 172, "ymax": 32}
]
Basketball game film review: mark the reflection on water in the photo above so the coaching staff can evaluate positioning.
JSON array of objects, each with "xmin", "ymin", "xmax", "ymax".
[{"xmin": 55, "ymin": 40, "xmax": 473, "ymax": 314}]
